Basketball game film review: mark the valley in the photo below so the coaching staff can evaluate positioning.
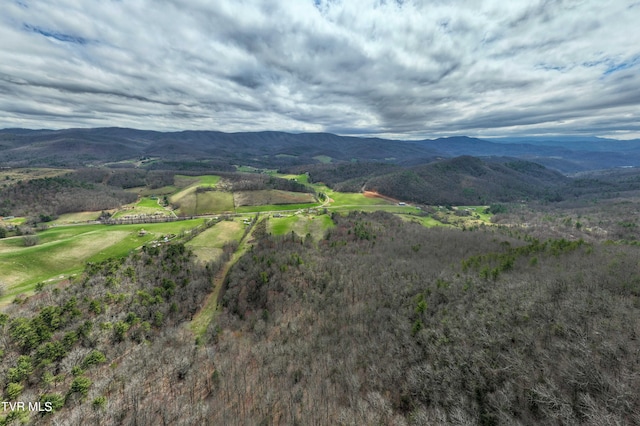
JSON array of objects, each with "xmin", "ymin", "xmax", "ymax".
[{"xmin": 1, "ymin": 130, "xmax": 640, "ymax": 425}]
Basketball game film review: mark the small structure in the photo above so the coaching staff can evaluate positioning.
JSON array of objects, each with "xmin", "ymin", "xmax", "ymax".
[{"xmin": 138, "ymin": 229, "xmax": 148, "ymax": 236}]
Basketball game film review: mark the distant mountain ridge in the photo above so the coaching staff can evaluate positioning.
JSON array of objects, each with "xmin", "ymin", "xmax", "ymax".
[{"xmin": 1, "ymin": 127, "xmax": 640, "ymax": 172}]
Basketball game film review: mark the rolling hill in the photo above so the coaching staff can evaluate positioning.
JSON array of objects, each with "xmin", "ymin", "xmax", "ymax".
[{"xmin": 3, "ymin": 127, "xmax": 640, "ymax": 172}]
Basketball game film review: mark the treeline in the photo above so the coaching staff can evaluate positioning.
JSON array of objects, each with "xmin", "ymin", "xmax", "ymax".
[
  {"xmin": 291, "ymin": 161, "xmax": 400, "ymax": 190},
  {"xmin": 143, "ymin": 160, "xmax": 235, "ymax": 173},
  {"xmin": 221, "ymin": 173, "xmax": 314, "ymax": 193}
]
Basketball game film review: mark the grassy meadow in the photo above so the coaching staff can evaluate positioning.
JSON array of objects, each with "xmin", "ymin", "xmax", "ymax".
[
  {"xmin": 233, "ymin": 189, "xmax": 316, "ymax": 207},
  {"xmin": 186, "ymin": 220, "xmax": 245, "ymax": 263},
  {"xmin": 268, "ymin": 214, "xmax": 335, "ymax": 240},
  {"xmin": 169, "ymin": 175, "xmax": 234, "ymax": 215},
  {"xmin": 0, "ymin": 219, "xmax": 205, "ymax": 302}
]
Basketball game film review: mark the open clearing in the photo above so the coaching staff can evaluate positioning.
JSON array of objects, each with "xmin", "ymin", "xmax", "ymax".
[
  {"xmin": 0, "ymin": 168, "xmax": 69, "ymax": 185},
  {"xmin": 113, "ymin": 197, "xmax": 172, "ymax": 219},
  {"xmin": 52, "ymin": 211, "xmax": 102, "ymax": 224},
  {"xmin": 315, "ymin": 185, "xmax": 395, "ymax": 207},
  {"xmin": 233, "ymin": 189, "xmax": 316, "ymax": 207},
  {"xmin": 313, "ymin": 155, "xmax": 332, "ymax": 163},
  {"xmin": 269, "ymin": 214, "xmax": 334, "ymax": 240},
  {"xmin": 236, "ymin": 203, "xmax": 318, "ymax": 213},
  {"xmin": 277, "ymin": 173, "xmax": 310, "ymax": 184},
  {"xmin": 172, "ymin": 188, "xmax": 234, "ymax": 215},
  {"xmin": 169, "ymin": 175, "xmax": 232, "ymax": 215},
  {"xmin": 186, "ymin": 220, "xmax": 245, "ymax": 263},
  {"xmin": 0, "ymin": 219, "xmax": 205, "ymax": 301}
]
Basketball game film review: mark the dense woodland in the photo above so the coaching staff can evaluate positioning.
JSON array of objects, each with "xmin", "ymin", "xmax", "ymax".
[
  {"xmin": 0, "ymin": 174, "xmax": 137, "ymax": 218},
  {"xmin": 302, "ymin": 156, "xmax": 568, "ymax": 205},
  {"xmin": 2, "ymin": 211, "xmax": 640, "ymax": 424}
]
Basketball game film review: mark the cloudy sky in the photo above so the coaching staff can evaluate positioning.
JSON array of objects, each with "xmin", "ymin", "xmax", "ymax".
[{"xmin": 1, "ymin": 0, "xmax": 639, "ymax": 139}]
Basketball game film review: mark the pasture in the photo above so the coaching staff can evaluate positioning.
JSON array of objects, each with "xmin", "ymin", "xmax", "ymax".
[
  {"xmin": 52, "ymin": 211, "xmax": 102, "ymax": 224},
  {"xmin": 112, "ymin": 197, "xmax": 171, "ymax": 219},
  {"xmin": 0, "ymin": 219, "xmax": 205, "ymax": 301},
  {"xmin": 268, "ymin": 214, "xmax": 334, "ymax": 240},
  {"xmin": 233, "ymin": 189, "xmax": 316, "ymax": 207},
  {"xmin": 236, "ymin": 203, "xmax": 318, "ymax": 213},
  {"xmin": 186, "ymin": 220, "xmax": 245, "ymax": 263},
  {"xmin": 169, "ymin": 175, "xmax": 233, "ymax": 215}
]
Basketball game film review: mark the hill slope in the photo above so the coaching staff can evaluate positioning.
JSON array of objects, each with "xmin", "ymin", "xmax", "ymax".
[{"xmin": 359, "ymin": 156, "xmax": 568, "ymax": 205}]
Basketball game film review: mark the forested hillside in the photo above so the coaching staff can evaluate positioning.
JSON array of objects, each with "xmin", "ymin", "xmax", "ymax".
[
  {"xmin": 0, "ymin": 243, "xmax": 229, "ymax": 425},
  {"xmin": 213, "ymin": 212, "xmax": 640, "ymax": 424},
  {"xmin": 299, "ymin": 156, "xmax": 568, "ymax": 205},
  {"xmin": 0, "ymin": 174, "xmax": 137, "ymax": 218},
  {"xmin": 3, "ymin": 212, "xmax": 639, "ymax": 425}
]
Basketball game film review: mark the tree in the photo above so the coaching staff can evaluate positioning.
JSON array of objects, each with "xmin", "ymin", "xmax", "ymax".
[
  {"xmin": 69, "ymin": 376, "xmax": 92, "ymax": 398},
  {"xmin": 22, "ymin": 235, "xmax": 39, "ymax": 247}
]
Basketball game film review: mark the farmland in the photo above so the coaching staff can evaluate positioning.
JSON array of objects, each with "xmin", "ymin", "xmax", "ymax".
[
  {"xmin": 0, "ymin": 219, "xmax": 205, "ymax": 302},
  {"xmin": 169, "ymin": 175, "xmax": 235, "ymax": 215},
  {"xmin": 186, "ymin": 219, "xmax": 245, "ymax": 263},
  {"xmin": 268, "ymin": 213, "xmax": 335, "ymax": 240},
  {"xmin": 0, "ymin": 170, "xmax": 493, "ymax": 305},
  {"xmin": 233, "ymin": 189, "xmax": 316, "ymax": 207}
]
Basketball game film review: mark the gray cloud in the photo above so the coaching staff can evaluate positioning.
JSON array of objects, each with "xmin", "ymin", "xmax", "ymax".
[{"xmin": 0, "ymin": 0, "xmax": 639, "ymax": 139}]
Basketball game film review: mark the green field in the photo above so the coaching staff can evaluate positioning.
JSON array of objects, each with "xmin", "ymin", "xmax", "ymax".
[
  {"xmin": 172, "ymin": 188, "xmax": 234, "ymax": 215},
  {"xmin": 319, "ymin": 186, "xmax": 394, "ymax": 207},
  {"xmin": 168, "ymin": 175, "xmax": 234, "ymax": 215},
  {"xmin": 268, "ymin": 214, "xmax": 334, "ymax": 240},
  {"xmin": 236, "ymin": 203, "xmax": 318, "ymax": 213},
  {"xmin": 2, "ymin": 217, "xmax": 25, "ymax": 225},
  {"xmin": 186, "ymin": 220, "xmax": 245, "ymax": 263},
  {"xmin": 234, "ymin": 189, "xmax": 316, "ymax": 207},
  {"xmin": 399, "ymin": 214, "xmax": 450, "ymax": 228},
  {"xmin": 328, "ymin": 205, "xmax": 419, "ymax": 214},
  {"xmin": 313, "ymin": 155, "xmax": 332, "ymax": 164},
  {"xmin": 459, "ymin": 206, "xmax": 492, "ymax": 222},
  {"xmin": 0, "ymin": 219, "xmax": 205, "ymax": 301},
  {"xmin": 52, "ymin": 211, "xmax": 101, "ymax": 224},
  {"xmin": 277, "ymin": 173, "xmax": 310, "ymax": 184},
  {"xmin": 112, "ymin": 197, "xmax": 172, "ymax": 219}
]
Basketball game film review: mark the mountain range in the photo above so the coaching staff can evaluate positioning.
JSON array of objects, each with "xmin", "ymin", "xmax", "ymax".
[{"xmin": 1, "ymin": 128, "xmax": 640, "ymax": 173}]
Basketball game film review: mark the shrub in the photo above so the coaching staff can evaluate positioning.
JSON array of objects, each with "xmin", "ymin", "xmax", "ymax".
[{"xmin": 22, "ymin": 235, "xmax": 39, "ymax": 247}]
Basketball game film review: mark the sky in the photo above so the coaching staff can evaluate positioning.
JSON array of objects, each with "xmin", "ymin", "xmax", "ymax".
[{"xmin": 1, "ymin": 0, "xmax": 639, "ymax": 140}]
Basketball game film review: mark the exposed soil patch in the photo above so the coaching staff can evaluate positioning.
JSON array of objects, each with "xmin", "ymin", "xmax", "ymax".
[{"xmin": 362, "ymin": 190, "xmax": 402, "ymax": 204}]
